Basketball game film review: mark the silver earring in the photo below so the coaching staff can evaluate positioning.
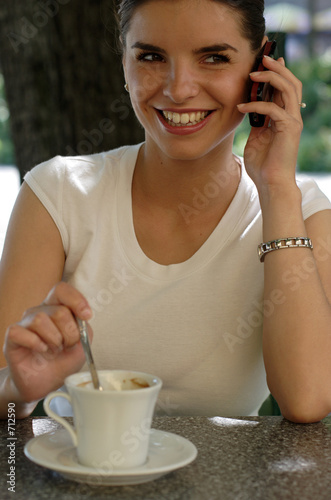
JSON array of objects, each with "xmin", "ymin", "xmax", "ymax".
[{"xmin": 124, "ymin": 83, "xmax": 129, "ymax": 92}]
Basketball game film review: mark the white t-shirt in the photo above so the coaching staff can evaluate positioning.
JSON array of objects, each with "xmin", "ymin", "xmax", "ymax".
[{"xmin": 24, "ymin": 144, "xmax": 331, "ymax": 416}]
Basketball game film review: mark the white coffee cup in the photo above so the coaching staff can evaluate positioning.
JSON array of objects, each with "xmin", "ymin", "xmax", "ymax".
[{"xmin": 43, "ymin": 370, "xmax": 162, "ymax": 471}]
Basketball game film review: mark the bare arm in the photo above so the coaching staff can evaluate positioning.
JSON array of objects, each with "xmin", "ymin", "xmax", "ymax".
[
  {"xmin": 261, "ymin": 194, "xmax": 331, "ymax": 422},
  {"xmin": 0, "ymin": 184, "xmax": 91, "ymax": 418},
  {"xmin": 239, "ymin": 55, "xmax": 331, "ymax": 422}
]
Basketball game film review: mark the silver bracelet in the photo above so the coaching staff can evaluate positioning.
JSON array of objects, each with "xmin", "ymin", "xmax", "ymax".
[{"xmin": 258, "ymin": 237, "xmax": 313, "ymax": 263}]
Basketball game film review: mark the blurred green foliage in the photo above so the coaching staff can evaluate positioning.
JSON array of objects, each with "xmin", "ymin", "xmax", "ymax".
[
  {"xmin": 234, "ymin": 53, "xmax": 331, "ymax": 172},
  {"xmin": 0, "ymin": 74, "xmax": 15, "ymax": 165},
  {"xmin": 294, "ymin": 54, "xmax": 331, "ymax": 172}
]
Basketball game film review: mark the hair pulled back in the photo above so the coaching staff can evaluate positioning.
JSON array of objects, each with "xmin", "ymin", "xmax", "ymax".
[{"xmin": 116, "ymin": 0, "xmax": 265, "ymax": 52}]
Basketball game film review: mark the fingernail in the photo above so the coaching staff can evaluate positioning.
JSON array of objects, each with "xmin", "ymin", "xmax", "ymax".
[
  {"xmin": 38, "ymin": 342, "xmax": 48, "ymax": 353},
  {"xmin": 79, "ymin": 305, "xmax": 92, "ymax": 319},
  {"xmin": 250, "ymin": 71, "xmax": 261, "ymax": 77},
  {"xmin": 237, "ymin": 103, "xmax": 246, "ymax": 109},
  {"xmin": 263, "ymin": 55, "xmax": 274, "ymax": 60}
]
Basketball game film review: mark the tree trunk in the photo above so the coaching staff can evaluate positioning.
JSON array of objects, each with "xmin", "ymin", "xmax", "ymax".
[{"xmin": 0, "ymin": 0, "xmax": 144, "ymax": 182}]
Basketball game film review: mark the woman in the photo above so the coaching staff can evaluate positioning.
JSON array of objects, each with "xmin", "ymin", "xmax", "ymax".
[{"xmin": 0, "ymin": 0, "xmax": 330, "ymax": 421}]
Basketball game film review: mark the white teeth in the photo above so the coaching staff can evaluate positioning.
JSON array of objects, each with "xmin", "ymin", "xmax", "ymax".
[
  {"xmin": 173, "ymin": 112, "xmax": 181, "ymax": 124},
  {"xmin": 162, "ymin": 110, "xmax": 208, "ymax": 126}
]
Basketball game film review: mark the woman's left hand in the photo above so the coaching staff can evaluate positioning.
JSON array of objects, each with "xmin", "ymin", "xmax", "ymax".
[{"xmin": 237, "ymin": 55, "xmax": 304, "ymax": 194}]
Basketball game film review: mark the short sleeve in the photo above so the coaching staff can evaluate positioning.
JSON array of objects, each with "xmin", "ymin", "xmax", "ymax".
[
  {"xmin": 24, "ymin": 155, "xmax": 69, "ymax": 253},
  {"xmin": 297, "ymin": 176, "xmax": 331, "ymax": 220},
  {"xmin": 23, "ymin": 149, "xmax": 123, "ymax": 260}
]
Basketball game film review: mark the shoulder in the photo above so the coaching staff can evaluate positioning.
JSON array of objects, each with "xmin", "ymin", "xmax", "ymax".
[
  {"xmin": 24, "ymin": 144, "xmax": 141, "ymax": 197},
  {"xmin": 296, "ymin": 174, "xmax": 331, "ymax": 220},
  {"xmin": 26, "ymin": 145, "xmax": 137, "ymax": 183}
]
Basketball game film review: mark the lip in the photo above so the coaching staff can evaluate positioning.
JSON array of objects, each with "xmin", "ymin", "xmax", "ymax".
[
  {"xmin": 159, "ymin": 108, "xmax": 212, "ymax": 113},
  {"xmin": 155, "ymin": 108, "xmax": 215, "ymax": 136}
]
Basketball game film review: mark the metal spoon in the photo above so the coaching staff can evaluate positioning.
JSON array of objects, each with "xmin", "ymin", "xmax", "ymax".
[{"xmin": 76, "ymin": 317, "xmax": 103, "ymax": 391}]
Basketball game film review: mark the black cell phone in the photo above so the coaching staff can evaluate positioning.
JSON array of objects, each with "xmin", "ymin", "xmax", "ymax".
[{"xmin": 248, "ymin": 40, "xmax": 277, "ymax": 127}]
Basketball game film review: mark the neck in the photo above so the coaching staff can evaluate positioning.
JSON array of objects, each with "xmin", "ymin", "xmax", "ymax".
[{"xmin": 134, "ymin": 139, "xmax": 241, "ymax": 211}]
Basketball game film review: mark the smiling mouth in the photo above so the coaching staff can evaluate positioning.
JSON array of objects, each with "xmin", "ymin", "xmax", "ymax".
[{"xmin": 159, "ymin": 110, "xmax": 212, "ymax": 127}]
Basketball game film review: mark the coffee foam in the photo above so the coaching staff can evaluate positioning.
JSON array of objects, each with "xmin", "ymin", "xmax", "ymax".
[{"xmin": 77, "ymin": 376, "xmax": 149, "ymax": 391}]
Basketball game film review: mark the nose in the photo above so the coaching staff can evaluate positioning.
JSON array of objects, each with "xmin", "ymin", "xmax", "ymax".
[{"xmin": 163, "ymin": 61, "xmax": 199, "ymax": 103}]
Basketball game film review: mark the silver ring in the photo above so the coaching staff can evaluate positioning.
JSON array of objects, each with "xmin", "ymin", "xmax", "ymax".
[{"xmin": 299, "ymin": 102, "xmax": 306, "ymax": 109}]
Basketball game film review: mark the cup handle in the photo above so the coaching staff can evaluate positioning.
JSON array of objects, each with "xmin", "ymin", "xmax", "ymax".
[{"xmin": 43, "ymin": 391, "xmax": 78, "ymax": 446}]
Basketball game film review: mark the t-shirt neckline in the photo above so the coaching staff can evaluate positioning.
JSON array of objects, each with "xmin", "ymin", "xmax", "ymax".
[{"xmin": 116, "ymin": 144, "xmax": 250, "ymax": 281}]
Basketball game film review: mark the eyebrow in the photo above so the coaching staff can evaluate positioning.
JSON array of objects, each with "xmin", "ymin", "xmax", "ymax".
[
  {"xmin": 131, "ymin": 42, "xmax": 167, "ymax": 54},
  {"xmin": 194, "ymin": 43, "xmax": 239, "ymax": 54},
  {"xmin": 131, "ymin": 42, "xmax": 238, "ymax": 54}
]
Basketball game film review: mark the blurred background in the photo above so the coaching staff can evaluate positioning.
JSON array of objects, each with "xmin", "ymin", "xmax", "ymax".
[
  {"xmin": 0, "ymin": 0, "xmax": 330, "ymax": 255},
  {"xmin": 234, "ymin": 0, "xmax": 331, "ymax": 173}
]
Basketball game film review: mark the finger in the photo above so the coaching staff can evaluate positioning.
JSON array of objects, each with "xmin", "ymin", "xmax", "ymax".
[
  {"xmin": 43, "ymin": 282, "xmax": 92, "ymax": 320},
  {"xmin": 262, "ymin": 55, "xmax": 303, "ymax": 101},
  {"xmin": 238, "ymin": 101, "xmax": 301, "ymax": 130},
  {"xmin": 5, "ymin": 324, "xmax": 49, "ymax": 354},
  {"xmin": 45, "ymin": 307, "xmax": 94, "ymax": 349},
  {"xmin": 271, "ymin": 59, "xmax": 286, "ymax": 109},
  {"xmin": 248, "ymin": 71, "xmax": 302, "ymax": 119},
  {"xmin": 21, "ymin": 306, "xmax": 78, "ymax": 349},
  {"xmin": 277, "ymin": 56, "xmax": 286, "ymax": 67}
]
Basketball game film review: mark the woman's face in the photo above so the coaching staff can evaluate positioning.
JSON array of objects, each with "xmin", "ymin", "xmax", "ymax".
[{"xmin": 123, "ymin": 0, "xmax": 260, "ymax": 162}]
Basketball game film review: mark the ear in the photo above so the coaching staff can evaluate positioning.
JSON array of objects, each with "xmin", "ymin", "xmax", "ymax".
[{"xmin": 261, "ymin": 35, "xmax": 269, "ymax": 48}]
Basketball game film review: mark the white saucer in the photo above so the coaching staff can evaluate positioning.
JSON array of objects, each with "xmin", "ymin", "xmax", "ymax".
[{"xmin": 24, "ymin": 428, "xmax": 197, "ymax": 485}]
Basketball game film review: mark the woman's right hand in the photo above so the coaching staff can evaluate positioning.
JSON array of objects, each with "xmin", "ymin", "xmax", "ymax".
[{"xmin": 3, "ymin": 282, "xmax": 93, "ymax": 403}]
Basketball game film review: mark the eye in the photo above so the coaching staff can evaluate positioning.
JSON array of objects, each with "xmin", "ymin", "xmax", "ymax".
[
  {"xmin": 136, "ymin": 52, "xmax": 164, "ymax": 63},
  {"xmin": 203, "ymin": 54, "xmax": 231, "ymax": 64}
]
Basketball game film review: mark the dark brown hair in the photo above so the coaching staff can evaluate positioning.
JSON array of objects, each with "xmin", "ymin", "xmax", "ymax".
[{"xmin": 116, "ymin": 0, "xmax": 266, "ymax": 52}]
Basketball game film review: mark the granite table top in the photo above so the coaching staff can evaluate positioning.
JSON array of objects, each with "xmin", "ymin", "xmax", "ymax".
[{"xmin": 0, "ymin": 415, "xmax": 330, "ymax": 500}]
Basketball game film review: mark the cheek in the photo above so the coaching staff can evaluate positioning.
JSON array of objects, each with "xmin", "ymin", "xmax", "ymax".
[
  {"xmin": 210, "ymin": 74, "xmax": 249, "ymax": 107},
  {"xmin": 226, "ymin": 72, "xmax": 251, "ymax": 104},
  {"xmin": 128, "ymin": 67, "xmax": 165, "ymax": 103}
]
